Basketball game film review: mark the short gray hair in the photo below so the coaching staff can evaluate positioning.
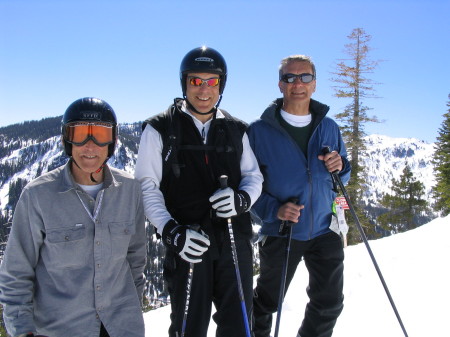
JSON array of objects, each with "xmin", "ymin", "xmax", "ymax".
[{"xmin": 279, "ymin": 55, "xmax": 316, "ymax": 80}]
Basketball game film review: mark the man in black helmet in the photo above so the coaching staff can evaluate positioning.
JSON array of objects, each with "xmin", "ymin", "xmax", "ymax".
[
  {"xmin": 0, "ymin": 98, "xmax": 147, "ymax": 337},
  {"xmin": 135, "ymin": 46, "xmax": 263, "ymax": 337}
]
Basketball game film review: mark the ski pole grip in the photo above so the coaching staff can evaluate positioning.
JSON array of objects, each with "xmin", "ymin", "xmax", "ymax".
[
  {"xmin": 278, "ymin": 197, "xmax": 299, "ymax": 235},
  {"xmin": 321, "ymin": 146, "xmax": 331, "ymax": 155},
  {"xmin": 321, "ymin": 146, "xmax": 340, "ymax": 174},
  {"xmin": 189, "ymin": 224, "xmax": 201, "ymax": 232},
  {"xmin": 289, "ymin": 197, "xmax": 299, "ymax": 206},
  {"xmin": 220, "ymin": 175, "xmax": 228, "ymax": 190},
  {"xmin": 287, "ymin": 197, "xmax": 299, "ymax": 224}
]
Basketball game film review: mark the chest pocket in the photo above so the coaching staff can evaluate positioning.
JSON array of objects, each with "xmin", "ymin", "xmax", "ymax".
[
  {"xmin": 108, "ymin": 221, "xmax": 135, "ymax": 260},
  {"xmin": 46, "ymin": 224, "xmax": 88, "ymax": 269}
]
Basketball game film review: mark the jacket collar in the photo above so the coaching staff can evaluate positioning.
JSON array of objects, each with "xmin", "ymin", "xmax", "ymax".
[{"xmin": 261, "ymin": 98, "xmax": 330, "ymax": 128}]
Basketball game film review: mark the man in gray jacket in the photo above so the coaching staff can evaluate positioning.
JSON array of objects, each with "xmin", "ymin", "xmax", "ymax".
[{"xmin": 0, "ymin": 98, "xmax": 147, "ymax": 337}]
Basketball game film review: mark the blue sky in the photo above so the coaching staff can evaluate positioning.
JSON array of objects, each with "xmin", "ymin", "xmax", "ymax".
[{"xmin": 1, "ymin": 0, "xmax": 448, "ymax": 143}]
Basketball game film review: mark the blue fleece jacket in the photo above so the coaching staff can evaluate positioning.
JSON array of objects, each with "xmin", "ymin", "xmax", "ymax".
[{"xmin": 248, "ymin": 98, "xmax": 351, "ymax": 241}]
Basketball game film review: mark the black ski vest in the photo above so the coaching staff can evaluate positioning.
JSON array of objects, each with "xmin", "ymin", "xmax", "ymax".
[{"xmin": 142, "ymin": 99, "xmax": 249, "ymax": 229}]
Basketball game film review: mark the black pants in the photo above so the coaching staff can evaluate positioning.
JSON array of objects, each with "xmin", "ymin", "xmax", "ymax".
[
  {"xmin": 100, "ymin": 323, "xmax": 110, "ymax": 337},
  {"xmin": 253, "ymin": 232, "xmax": 344, "ymax": 337},
  {"xmin": 164, "ymin": 227, "xmax": 254, "ymax": 337}
]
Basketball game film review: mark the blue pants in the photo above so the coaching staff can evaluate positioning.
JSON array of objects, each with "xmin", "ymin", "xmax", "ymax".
[{"xmin": 253, "ymin": 232, "xmax": 344, "ymax": 337}]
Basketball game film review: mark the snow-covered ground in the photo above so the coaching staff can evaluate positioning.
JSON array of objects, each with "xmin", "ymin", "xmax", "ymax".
[{"xmin": 144, "ymin": 215, "xmax": 450, "ymax": 336}]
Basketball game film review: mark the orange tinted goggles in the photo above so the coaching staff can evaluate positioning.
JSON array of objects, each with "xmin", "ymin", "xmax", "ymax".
[
  {"xmin": 188, "ymin": 76, "xmax": 220, "ymax": 87},
  {"xmin": 64, "ymin": 122, "xmax": 114, "ymax": 146}
]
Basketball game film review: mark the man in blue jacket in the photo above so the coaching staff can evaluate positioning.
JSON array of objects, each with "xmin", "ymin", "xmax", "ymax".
[{"xmin": 248, "ymin": 55, "xmax": 351, "ymax": 337}]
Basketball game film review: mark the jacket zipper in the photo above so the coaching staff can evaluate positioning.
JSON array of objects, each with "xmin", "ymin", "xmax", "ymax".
[{"xmin": 307, "ymin": 167, "xmax": 314, "ymax": 240}]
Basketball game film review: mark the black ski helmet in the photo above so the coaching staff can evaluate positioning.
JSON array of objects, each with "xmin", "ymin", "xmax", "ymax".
[
  {"xmin": 61, "ymin": 97, "xmax": 118, "ymax": 157},
  {"xmin": 180, "ymin": 46, "xmax": 227, "ymax": 97}
]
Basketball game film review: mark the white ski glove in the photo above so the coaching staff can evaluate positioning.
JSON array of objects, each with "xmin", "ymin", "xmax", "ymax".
[
  {"xmin": 209, "ymin": 187, "xmax": 250, "ymax": 218},
  {"xmin": 162, "ymin": 220, "xmax": 210, "ymax": 263}
]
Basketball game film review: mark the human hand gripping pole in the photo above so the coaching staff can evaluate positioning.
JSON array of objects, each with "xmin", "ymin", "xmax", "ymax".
[
  {"xmin": 274, "ymin": 197, "xmax": 298, "ymax": 337},
  {"xmin": 162, "ymin": 221, "xmax": 209, "ymax": 337},
  {"xmin": 217, "ymin": 175, "xmax": 252, "ymax": 337},
  {"xmin": 321, "ymin": 146, "xmax": 409, "ymax": 337},
  {"xmin": 278, "ymin": 197, "xmax": 300, "ymax": 236},
  {"xmin": 209, "ymin": 183, "xmax": 250, "ymax": 217},
  {"xmin": 161, "ymin": 219, "xmax": 210, "ymax": 264}
]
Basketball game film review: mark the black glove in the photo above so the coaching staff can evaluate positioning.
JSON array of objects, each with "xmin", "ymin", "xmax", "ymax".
[
  {"xmin": 209, "ymin": 188, "xmax": 250, "ymax": 217},
  {"xmin": 161, "ymin": 219, "xmax": 210, "ymax": 263}
]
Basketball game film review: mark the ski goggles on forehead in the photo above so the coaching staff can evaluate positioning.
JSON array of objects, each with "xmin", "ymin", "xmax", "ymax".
[
  {"xmin": 280, "ymin": 73, "xmax": 315, "ymax": 84},
  {"xmin": 188, "ymin": 76, "xmax": 220, "ymax": 87},
  {"xmin": 64, "ymin": 122, "xmax": 114, "ymax": 147}
]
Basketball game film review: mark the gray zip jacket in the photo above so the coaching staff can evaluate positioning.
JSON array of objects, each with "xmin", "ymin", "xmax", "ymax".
[{"xmin": 0, "ymin": 162, "xmax": 146, "ymax": 337}]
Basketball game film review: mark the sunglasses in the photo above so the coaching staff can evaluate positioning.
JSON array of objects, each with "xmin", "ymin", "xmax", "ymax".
[
  {"xmin": 280, "ymin": 73, "xmax": 315, "ymax": 84},
  {"xmin": 188, "ymin": 76, "xmax": 220, "ymax": 87},
  {"xmin": 64, "ymin": 122, "xmax": 114, "ymax": 147}
]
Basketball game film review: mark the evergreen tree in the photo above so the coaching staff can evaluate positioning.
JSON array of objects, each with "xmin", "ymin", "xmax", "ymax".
[
  {"xmin": 377, "ymin": 163, "xmax": 428, "ymax": 233},
  {"xmin": 7, "ymin": 178, "xmax": 28, "ymax": 211},
  {"xmin": 143, "ymin": 223, "xmax": 169, "ymax": 310},
  {"xmin": 0, "ymin": 304, "xmax": 7, "ymax": 337},
  {"xmin": 330, "ymin": 27, "xmax": 383, "ymax": 244},
  {"xmin": 432, "ymin": 94, "xmax": 450, "ymax": 216},
  {"xmin": 0, "ymin": 211, "xmax": 11, "ymax": 336}
]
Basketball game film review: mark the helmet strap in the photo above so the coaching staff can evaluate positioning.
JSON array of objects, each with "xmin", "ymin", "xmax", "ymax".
[
  {"xmin": 71, "ymin": 157, "xmax": 81, "ymax": 170},
  {"xmin": 90, "ymin": 163, "xmax": 106, "ymax": 183},
  {"xmin": 90, "ymin": 173, "xmax": 97, "ymax": 183},
  {"xmin": 70, "ymin": 158, "xmax": 107, "ymax": 184}
]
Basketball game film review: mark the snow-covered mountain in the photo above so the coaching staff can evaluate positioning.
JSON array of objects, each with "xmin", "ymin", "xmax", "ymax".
[
  {"xmin": 0, "ymin": 119, "xmax": 437, "ymax": 224},
  {"xmin": 361, "ymin": 134, "xmax": 436, "ymax": 222}
]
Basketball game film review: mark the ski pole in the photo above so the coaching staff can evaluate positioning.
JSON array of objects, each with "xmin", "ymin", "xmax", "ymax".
[
  {"xmin": 179, "ymin": 224, "xmax": 201, "ymax": 337},
  {"xmin": 180, "ymin": 261, "xmax": 194, "ymax": 337},
  {"xmin": 274, "ymin": 197, "xmax": 298, "ymax": 337},
  {"xmin": 219, "ymin": 175, "xmax": 252, "ymax": 337},
  {"xmin": 322, "ymin": 147, "xmax": 409, "ymax": 337}
]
